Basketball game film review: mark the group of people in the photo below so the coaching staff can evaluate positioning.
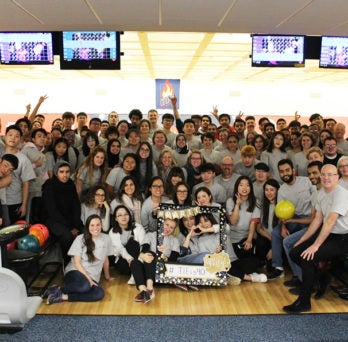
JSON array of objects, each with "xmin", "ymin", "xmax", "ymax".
[{"xmin": 0, "ymin": 94, "xmax": 347, "ymax": 312}]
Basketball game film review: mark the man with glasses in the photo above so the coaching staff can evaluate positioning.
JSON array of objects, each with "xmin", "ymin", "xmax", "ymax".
[
  {"xmin": 215, "ymin": 156, "xmax": 241, "ymax": 199},
  {"xmin": 337, "ymin": 156, "xmax": 348, "ymax": 190},
  {"xmin": 323, "ymin": 136, "xmax": 342, "ymax": 166},
  {"xmin": 283, "ymin": 164, "xmax": 348, "ymax": 313}
]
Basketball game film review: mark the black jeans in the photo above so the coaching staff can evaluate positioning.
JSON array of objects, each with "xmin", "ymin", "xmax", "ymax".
[{"xmin": 290, "ymin": 232, "xmax": 348, "ymax": 296}]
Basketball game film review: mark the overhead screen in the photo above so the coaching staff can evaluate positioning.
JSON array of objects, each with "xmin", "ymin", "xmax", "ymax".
[
  {"xmin": 320, "ymin": 36, "xmax": 348, "ymax": 69},
  {"xmin": 60, "ymin": 31, "xmax": 121, "ymax": 70},
  {"xmin": 0, "ymin": 32, "xmax": 54, "ymax": 65},
  {"xmin": 251, "ymin": 34, "xmax": 305, "ymax": 67}
]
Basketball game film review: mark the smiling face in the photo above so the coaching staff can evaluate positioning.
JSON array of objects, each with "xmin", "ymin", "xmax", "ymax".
[
  {"xmin": 161, "ymin": 152, "xmax": 172, "ymax": 168},
  {"xmin": 94, "ymin": 188, "xmax": 106, "ymax": 206},
  {"xmin": 93, "ymin": 151, "xmax": 105, "ymax": 167},
  {"xmin": 237, "ymin": 179, "xmax": 251, "ymax": 197},
  {"xmin": 175, "ymin": 184, "xmax": 189, "ymax": 204},
  {"xmin": 196, "ymin": 189, "xmax": 212, "ymax": 206},
  {"xmin": 4, "ymin": 129, "xmax": 21, "ymax": 149},
  {"xmin": 154, "ymin": 133, "xmax": 166, "ymax": 147},
  {"xmin": 89, "ymin": 217, "xmax": 102, "ymax": 238},
  {"xmin": 122, "ymin": 156, "xmax": 136, "ymax": 173},
  {"xmin": 264, "ymin": 184, "xmax": 277, "ymax": 203},
  {"xmin": 110, "ymin": 141, "xmax": 121, "ymax": 155},
  {"xmin": 182, "ymin": 216, "xmax": 195, "ymax": 231},
  {"xmin": 163, "ymin": 219, "xmax": 177, "ymax": 236},
  {"xmin": 123, "ymin": 179, "xmax": 135, "ymax": 196}
]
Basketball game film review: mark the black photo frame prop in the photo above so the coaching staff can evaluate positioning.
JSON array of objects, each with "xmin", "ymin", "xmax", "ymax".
[{"xmin": 155, "ymin": 203, "xmax": 229, "ymax": 287}]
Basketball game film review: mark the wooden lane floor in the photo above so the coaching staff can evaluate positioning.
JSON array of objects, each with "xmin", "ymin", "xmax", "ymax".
[{"xmin": 37, "ymin": 272, "xmax": 348, "ymax": 315}]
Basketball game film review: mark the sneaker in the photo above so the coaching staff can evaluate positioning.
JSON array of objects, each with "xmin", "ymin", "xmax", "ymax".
[
  {"xmin": 147, "ymin": 289, "xmax": 155, "ymax": 299},
  {"xmin": 134, "ymin": 290, "xmax": 151, "ymax": 303},
  {"xmin": 267, "ymin": 268, "xmax": 284, "ymax": 280},
  {"xmin": 46, "ymin": 288, "xmax": 63, "ymax": 305},
  {"xmin": 250, "ymin": 273, "xmax": 267, "ymax": 283},
  {"xmin": 127, "ymin": 275, "xmax": 135, "ymax": 285},
  {"xmin": 188, "ymin": 285, "xmax": 199, "ymax": 291},
  {"xmin": 42, "ymin": 284, "xmax": 59, "ymax": 298},
  {"xmin": 284, "ymin": 276, "xmax": 301, "ymax": 288},
  {"xmin": 227, "ymin": 274, "xmax": 242, "ymax": 286},
  {"xmin": 175, "ymin": 284, "xmax": 188, "ymax": 291}
]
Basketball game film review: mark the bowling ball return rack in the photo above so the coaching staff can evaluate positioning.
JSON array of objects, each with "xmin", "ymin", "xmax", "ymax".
[{"xmin": 0, "ymin": 224, "xmax": 62, "ymax": 296}]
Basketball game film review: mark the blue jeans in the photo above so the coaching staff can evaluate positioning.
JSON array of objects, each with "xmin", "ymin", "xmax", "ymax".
[
  {"xmin": 177, "ymin": 252, "xmax": 209, "ymax": 264},
  {"xmin": 62, "ymin": 270, "xmax": 104, "ymax": 302},
  {"xmin": 271, "ymin": 215, "xmax": 308, "ymax": 269},
  {"xmin": 283, "ymin": 228, "xmax": 307, "ymax": 281}
]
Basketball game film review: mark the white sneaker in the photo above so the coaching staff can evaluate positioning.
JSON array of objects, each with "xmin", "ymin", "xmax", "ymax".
[
  {"xmin": 227, "ymin": 274, "xmax": 242, "ymax": 285},
  {"xmin": 250, "ymin": 272, "xmax": 267, "ymax": 283},
  {"xmin": 127, "ymin": 275, "xmax": 135, "ymax": 285}
]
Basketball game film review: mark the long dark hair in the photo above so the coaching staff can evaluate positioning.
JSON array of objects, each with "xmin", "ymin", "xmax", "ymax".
[
  {"xmin": 83, "ymin": 214, "xmax": 102, "ymax": 263},
  {"xmin": 165, "ymin": 167, "xmax": 185, "ymax": 199},
  {"xmin": 107, "ymin": 138, "xmax": 121, "ymax": 168},
  {"xmin": 82, "ymin": 131, "xmax": 99, "ymax": 157},
  {"xmin": 52, "ymin": 137, "xmax": 69, "ymax": 163},
  {"xmin": 266, "ymin": 131, "xmax": 287, "ymax": 153},
  {"xmin": 233, "ymin": 175, "xmax": 256, "ymax": 212},
  {"xmin": 112, "ymin": 205, "xmax": 135, "ymax": 234},
  {"xmin": 136, "ymin": 141, "xmax": 155, "ymax": 189},
  {"xmin": 262, "ymin": 179, "xmax": 280, "ymax": 229},
  {"xmin": 116, "ymin": 176, "xmax": 143, "ymax": 204},
  {"xmin": 173, "ymin": 182, "xmax": 192, "ymax": 205}
]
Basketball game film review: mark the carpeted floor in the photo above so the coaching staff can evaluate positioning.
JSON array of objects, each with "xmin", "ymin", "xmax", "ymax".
[{"xmin": 1, "ymin": 313, "xmax": 348, "ymax": 342}]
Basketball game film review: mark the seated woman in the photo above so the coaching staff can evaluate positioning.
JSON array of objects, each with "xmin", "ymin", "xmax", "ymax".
[
  {"xmin": 226, "ymin": 175, "xmax": 260, "ymax": 259},
  {"xmin": 109, "ymin": 205, "xmax": 156, "ymax": 303},
  {"xmin": 42, "ymin": 161, "xmax": 84, "ymax": 264},
  {"xmin": 178, "ymin": 213, "xmax": 220, "ymax": 264},
  {"xmin": 256, "ymin": 179, "xmax": 280, "ymax": 271},
  {"xmin": 46, "ymin": 214, "xmax": 114, "ymax": 304},
  {"xmin": 110, "ymin": 176, "xmax": 143, "ymax": 224},
  {"xmin": 81, "ymin": 185, "xmax": 111, "ymax": 232}
]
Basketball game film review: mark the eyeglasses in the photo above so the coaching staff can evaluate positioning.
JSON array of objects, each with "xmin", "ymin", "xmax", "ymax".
[
  {"xmin": 152, "ymin": 184, "xmax": 163, "ymax": 189},
  {"xmin": 140, "ymin": 148, "xmax": 150, "ymax": 152},
  {"xmin": 95, "ymin": 193, "xmax": 105, "ymax": 197},
  {"xmin": 325, "ymin": 144, "xmax": 337, "ymax": 148},
  {"xmin": 320, "ymin": 173, "xmax": 338, "ymax": 178}
]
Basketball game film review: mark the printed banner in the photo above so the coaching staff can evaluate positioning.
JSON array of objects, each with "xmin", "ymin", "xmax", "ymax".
[{"xmin": 155, "ymin": 79, "xmax": 180, "ymax": 109}]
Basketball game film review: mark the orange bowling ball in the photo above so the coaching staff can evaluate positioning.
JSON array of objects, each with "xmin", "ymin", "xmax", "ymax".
[
  {"xmin": 30, "ymin": 223, "xmax": 50, "ymax": 241},
  {"xmin": 29, "ymin": 228, "xmax": 45, "ymax": 246}
]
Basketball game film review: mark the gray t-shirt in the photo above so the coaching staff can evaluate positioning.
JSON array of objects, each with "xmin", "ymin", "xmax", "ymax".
[
  {"xmin": 65, "ymin": 233, "xmax": 113, "ymax": 282},
  {"xmin": 278, "ymin": 176, "xmax": 314, "ymax": 216},
  {"xmin": 316, "ymin": 185, "xmax": 348, "ymax": 234},
  {"xmin": 226, "ymin": 199, "xmax": 261, "ymax": 243},
  {"xmin": 260, "ymin": 150, "xmax": 288, "ymax": 183},
  {"xmin": 106, "ymin": 167, "xmax": 129, "ymax": 193},
  {"xmin": 0, "ymin": 148, "xmax": 36, "ymax": 205}
]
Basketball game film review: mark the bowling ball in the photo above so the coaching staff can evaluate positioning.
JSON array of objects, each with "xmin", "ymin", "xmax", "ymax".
[
  {"xmin": 17, "ymin": 234, "xmax": 40, "ymax": 253},
  {"xmin": 7, "ymin": 240, "xmax": 17, "ymax": 250},
  {"xmin": 15, "ymin": 220, "xmax": 29, "ymax": 225},
  {"xmin": 29, "ymin": 228, "xmax": 45, "ymax": 246},
  {"xmin": 275, "ymin": 200, "xmax": 295, "ymax": 220},
  {"xmin": 30, "ymin": 223, "xmax": 49, "ymax": 241}
]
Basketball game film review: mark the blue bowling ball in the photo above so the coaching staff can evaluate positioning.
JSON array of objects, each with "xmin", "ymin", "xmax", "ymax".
[{"xmin": 17, "ymin": 234, "xmax": 40, "ymax": 253}]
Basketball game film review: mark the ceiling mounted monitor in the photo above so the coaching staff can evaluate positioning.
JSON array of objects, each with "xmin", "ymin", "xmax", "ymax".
[
  {"xmin": 251, "ymin": 34, "xmax": 305, "ymax": 67},
  {"xmin": 320, "ymin": 36, "xmax": 348, "ymax": 69},
  {"xmin": 60, "ymin": 31, "xmax": 121, "ymax": 70},
  {"xmin": 0, "ymin": 32, "xmax": 54, "ymax": 65}
]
